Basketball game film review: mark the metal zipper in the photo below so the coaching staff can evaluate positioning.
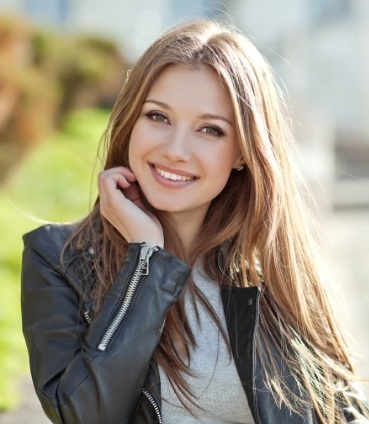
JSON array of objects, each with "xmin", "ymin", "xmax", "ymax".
[
  {"xmin": 142, "ymin": 388, "xmax": 162, "ymax": 423},
  {"xmin": 83, "ymin": 300, "xmax": 96, "ymax": 325},
  {"xmin": 83, "ymin": 309, "xmax": 92, "ymax": 324},
  {"xmin": 98, "ymin": 244, "xmax": 157, "ymax": 351}
]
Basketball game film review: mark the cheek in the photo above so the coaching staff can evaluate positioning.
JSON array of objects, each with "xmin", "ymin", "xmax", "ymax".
[
  {"xmin": 204, "ymin": 157, "xmax": 234, "ymax": 192},
  {"xmin": 208, "ymin": 152, "xmax": 237, "ymax": 191},
  {"xmin": 207, "ymin": 147, "xmax": 237, "ymax": 177}
]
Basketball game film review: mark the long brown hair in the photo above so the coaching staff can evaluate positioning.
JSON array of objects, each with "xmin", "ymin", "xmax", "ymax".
[{"xmin": 65, "ymin": 20, "xmax": 368, "ymax": 422}]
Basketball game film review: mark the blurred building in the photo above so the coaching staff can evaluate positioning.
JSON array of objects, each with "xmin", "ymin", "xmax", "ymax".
[
  {"xmin": 1, "ymin": 0, "xmax": 368, "ymax": 207},
  {"xmin": 230, "ymin": 0, "xmax": 369, "ymax": 209}
]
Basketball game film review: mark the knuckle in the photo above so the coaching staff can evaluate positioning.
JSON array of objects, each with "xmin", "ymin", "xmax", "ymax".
[{"xmin": 98, "ymin": 171, "xmax": 107, "ymax": 182}]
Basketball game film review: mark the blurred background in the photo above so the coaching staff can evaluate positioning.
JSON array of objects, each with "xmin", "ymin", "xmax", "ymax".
[{"xmin": 0, "ymin": 0, "xmax": 368, "ymax": 422}]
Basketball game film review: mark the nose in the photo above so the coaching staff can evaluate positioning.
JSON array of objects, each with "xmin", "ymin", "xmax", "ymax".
[{"xmin": 160, "ymin": 127, "xmax": 192, "ymax": 163}]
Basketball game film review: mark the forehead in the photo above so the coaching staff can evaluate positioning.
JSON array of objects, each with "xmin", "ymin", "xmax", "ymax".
[{"xmin": 145, "ymin": 64, "xmax": 234, "ymax": 118}]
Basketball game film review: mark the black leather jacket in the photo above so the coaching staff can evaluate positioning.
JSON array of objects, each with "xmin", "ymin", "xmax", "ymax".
[{"xmin": 21, "ymin": 224, "xmax": 368, "ymax": 423}]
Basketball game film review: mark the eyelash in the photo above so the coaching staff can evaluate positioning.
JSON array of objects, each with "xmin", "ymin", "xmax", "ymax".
[
  {"xmin": 145, "ymin": 111, "xmax": 225, "ymax": 137},
  {"xmin": 200, "ymin": 125, "xmax": 225, "ymax": 137},
  {"xmin": 146, "ymin": 111, "xmax": 168, "ymax": 123}
]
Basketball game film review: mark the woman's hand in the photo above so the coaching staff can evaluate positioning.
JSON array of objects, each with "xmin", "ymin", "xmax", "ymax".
[{"xmin": 98, "ymin": 167, "xmax": 164, "ymax": 248}]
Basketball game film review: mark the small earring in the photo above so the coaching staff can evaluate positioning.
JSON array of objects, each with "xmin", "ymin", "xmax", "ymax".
[{"xmin": 236, "ymin": 165, "xmax": 244, "ymax": 171}]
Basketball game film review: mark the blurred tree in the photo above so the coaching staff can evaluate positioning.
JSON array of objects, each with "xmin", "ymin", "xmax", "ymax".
[
  {"xmin": 0, "ymin": 15, "xmax": 57, "ymax": 184},
  {"xmin": 0, "ymin": 14, "xmax": 128, "ymax": 185},
  {"xmin": 32, "ymin": 30, "xmax": 127, "ymax": 119}
]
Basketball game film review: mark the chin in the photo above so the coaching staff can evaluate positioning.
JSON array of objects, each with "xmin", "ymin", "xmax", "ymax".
[{"xmin": 150, "ymin": 203, "xmax": 181, "ymax": 214}]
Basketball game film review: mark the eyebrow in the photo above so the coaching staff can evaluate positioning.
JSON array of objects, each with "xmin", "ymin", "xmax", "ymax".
[{"xmin": 144, "ymin": 99, "xmax": 233, "ymax": 126}]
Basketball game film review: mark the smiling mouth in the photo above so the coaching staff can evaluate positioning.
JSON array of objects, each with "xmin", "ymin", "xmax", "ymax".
[{"xmin": 153, "ymin": 165, "xmax": 196, "ymax": 182}]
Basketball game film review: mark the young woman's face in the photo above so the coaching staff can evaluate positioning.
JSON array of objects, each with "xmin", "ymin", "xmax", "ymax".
[{"xmin": 128, "ymin": 64, "xmax": 241, "ymax": 221}]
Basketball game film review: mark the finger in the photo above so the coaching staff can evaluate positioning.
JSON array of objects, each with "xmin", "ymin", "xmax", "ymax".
[
  {"xmin": 123, "ymin": 183, "xmax": 145, "ymax": 208},
  {"xmin": 98, "ymin": 171, "xmax": 144, "ymax": 214},
  {"xmin": 98, "ymin": 171, "xmax": 129, "ymax": 196},
  {"xmin": 102, "ymin": 166, "xmax": 137, "ymax": 183}
]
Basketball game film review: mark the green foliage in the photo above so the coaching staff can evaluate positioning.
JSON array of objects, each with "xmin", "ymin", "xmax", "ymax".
[
  {"xmin": 0, "ymin": 108, "xmax": 109, "ymax": 410},
  {"xmin": 31, "ymin": 28, "xmax": 127, "ymax": 118},
  {"xmin": 32, "ymin": 30, "xmax": 120, "ymax": 81},
  {"xmin": 0, "ymin": 14, "xmax": 126, "ymax": 184}
]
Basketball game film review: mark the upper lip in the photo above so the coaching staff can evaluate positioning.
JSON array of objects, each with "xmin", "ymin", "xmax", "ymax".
[{"xmin": 151, "ymin": 162, "xmax": 198, "ymax": 178}]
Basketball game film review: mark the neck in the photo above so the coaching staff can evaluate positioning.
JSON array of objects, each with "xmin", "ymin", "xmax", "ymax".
[{"xmin": 168, "ymin": 210, "xmax": 206, "ymax": 253}]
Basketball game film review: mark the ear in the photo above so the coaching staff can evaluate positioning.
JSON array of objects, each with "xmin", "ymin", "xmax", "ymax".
[{"xmin": 233, "ymin": 157, "xmax": 245, "ymax": 171}]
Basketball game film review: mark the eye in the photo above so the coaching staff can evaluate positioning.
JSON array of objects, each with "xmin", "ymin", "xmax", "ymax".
[
  {"xmin": 146, "ymin": 111, "xmax": 169, "ymax": 123},
  {"xmin": 200, "ymin": 125, "xmax": 225, "ymax": 137}
]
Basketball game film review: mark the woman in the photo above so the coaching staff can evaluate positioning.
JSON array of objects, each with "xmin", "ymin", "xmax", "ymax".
[{"xmin": 21, "ymin": 20, "xmax": 368, "ymax": 423}]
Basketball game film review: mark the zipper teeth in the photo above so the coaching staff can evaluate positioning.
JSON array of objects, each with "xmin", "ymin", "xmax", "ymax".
[
  {"xmin": 83, "ymin": 310, "xmax": 92, "ymax": 325},
  {"xmin": 142, "ymin": 388, "xmax": 162, "ymax": 423},
  {"xmin": 98, "ymin": 262, "xmax": 143, "ymax": 351}
]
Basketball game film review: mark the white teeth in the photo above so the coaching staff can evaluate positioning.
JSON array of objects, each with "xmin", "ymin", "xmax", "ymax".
[{"xmin": 155, "ymin": 166, "xmax": 194, "ymax": 182}]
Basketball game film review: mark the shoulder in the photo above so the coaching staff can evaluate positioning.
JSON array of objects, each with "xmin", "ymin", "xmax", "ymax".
[
  {"xmin": 22, "ymin": 222, "xmax": 96, "ymax": 302},
  {"xmin": 23, "ymin": 223, "xmax": 77, "ymax": 266}
]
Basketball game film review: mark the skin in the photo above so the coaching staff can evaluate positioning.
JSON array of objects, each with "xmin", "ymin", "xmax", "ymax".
[{"xmin": 98, "ymin": 64, "xmax": 242, "ymax": 251}]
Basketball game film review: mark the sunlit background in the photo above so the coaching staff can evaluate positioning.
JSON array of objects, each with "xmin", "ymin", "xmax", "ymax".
[{"xmin": 0, "ymin": 0, "xmax": 368, "ymax": 422}]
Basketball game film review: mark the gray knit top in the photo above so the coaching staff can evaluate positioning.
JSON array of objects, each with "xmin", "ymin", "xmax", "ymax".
[{"xmin": 159, "ymin": 264, "xmax": 255, "ymax": 423}]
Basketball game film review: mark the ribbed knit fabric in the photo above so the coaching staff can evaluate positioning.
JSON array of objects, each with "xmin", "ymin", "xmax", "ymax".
[{"xmin": 159, "ymin": 264, "xmax": 254, "ymax": 423}]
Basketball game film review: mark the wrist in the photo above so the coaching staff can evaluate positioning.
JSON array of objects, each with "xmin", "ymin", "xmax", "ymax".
[{"xmin": 130, "ymin": 238, "xmax": 164, "ymax": 249}]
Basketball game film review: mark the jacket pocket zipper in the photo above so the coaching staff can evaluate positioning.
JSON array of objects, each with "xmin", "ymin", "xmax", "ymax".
[
  {"xmin": 142, "ymin": 388, "xmax": 162, "ymax": 423},
  {"xmin": 98, "ymin": 244, "xmax": 158, "ymax": 351}
]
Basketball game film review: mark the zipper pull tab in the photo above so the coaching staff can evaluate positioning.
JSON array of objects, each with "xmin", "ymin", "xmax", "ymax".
[{"xmin": 140, "ymin": 244, "xmax": 156, "ymax": 275}]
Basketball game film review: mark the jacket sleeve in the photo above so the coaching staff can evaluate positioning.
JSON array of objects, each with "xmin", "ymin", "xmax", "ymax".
[{"xmin": 21, "ymin": 231, "xmax": 190, "ymax": 424}]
